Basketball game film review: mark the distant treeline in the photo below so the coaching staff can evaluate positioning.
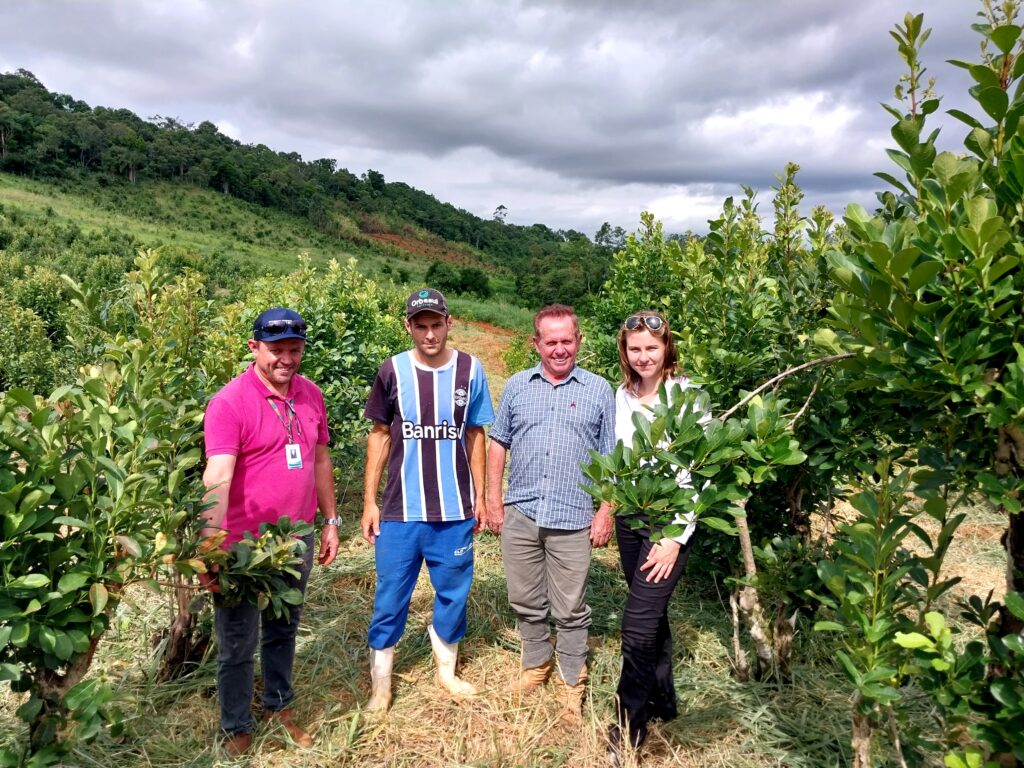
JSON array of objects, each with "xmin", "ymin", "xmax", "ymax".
[{"xmin": 0, "ymin": 69, "xmax": 623, "ymax": 307}]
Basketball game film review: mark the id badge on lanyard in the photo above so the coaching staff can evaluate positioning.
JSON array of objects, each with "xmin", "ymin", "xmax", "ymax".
[{"xmin": 268, "ymin": 398, "xmax": 304, "ymax": 470}]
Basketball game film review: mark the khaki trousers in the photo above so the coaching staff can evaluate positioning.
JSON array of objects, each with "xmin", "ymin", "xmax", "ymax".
[{"xmin": 501, "ymin": 505, "xmax": 592, "ymax": 685}]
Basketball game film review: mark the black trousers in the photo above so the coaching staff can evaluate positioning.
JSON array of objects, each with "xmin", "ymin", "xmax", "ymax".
[{"xmin": 614, "ymin": 516, "xmax": 693, "ymax": 746}]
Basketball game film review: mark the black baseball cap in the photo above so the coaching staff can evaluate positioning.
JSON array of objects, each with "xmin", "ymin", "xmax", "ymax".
[
  {"xmin": 252, "ymin": 307, "xmax": 308, "ymax": 342},
  {"xmin": 405, "ymin": 288, "xmax": 449, "ymax": 319}
]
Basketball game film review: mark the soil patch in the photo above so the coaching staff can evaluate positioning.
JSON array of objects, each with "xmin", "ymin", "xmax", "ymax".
[
  {"xmin": 451, "ymin": 319, "xmax": 514, "ymax": 376},
  {"xmin": 368, "ymin": 232, "xmax": 477, "ymax": 266}
]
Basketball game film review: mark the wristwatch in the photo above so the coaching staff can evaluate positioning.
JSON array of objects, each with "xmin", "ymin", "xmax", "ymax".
[{"xmin": 323, "ymin": 517, "xmax": 342, "ymax": 527}]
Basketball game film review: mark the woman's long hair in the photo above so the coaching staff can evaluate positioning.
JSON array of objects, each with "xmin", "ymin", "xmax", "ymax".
[{"xmin": 617, "ymin": 310, "xmax": 678, "ymax": 396}]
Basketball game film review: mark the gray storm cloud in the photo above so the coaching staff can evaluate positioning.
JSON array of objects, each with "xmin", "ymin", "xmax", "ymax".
[{"xmin": 2, "ymin": 1, "xmax": 984, "ymax": 234}]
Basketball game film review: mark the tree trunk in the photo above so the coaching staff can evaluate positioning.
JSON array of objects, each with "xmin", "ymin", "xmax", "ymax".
[
  {"xmin": 734, "ymin": 502, "xmax": 774, "ymax": 679},
  {"xmin": 772, "ymin": 609, "xmax": 798, "ymax": 679},
  {"xmin": 995, "ymin": 424, "xmax": 1024, "ymax": 636},
  {"xmin": 786, "ymin": 477, "xmax": 809, "ymax": 541},
  {"xmin": 729, "ymin": 590, "xmax": 750, "ymax": 682},
  {"xmin": 30, "ymin": 635, "xmax": 103, "ymax": 750},
  {"xmin": 851, "ymin": 709, "xmax": 873, "ymax": 768},
  {"xmin": 155, "ymin": 576, "xmax": 211, "ymax": 682}
]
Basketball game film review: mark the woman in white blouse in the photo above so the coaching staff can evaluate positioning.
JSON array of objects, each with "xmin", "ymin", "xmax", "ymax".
[{"xmin": 608, "ymin": 310, "xmax": 701, "ymax": 761}]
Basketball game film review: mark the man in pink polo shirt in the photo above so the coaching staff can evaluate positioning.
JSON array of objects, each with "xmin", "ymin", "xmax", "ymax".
[{"xmin": 200, "ymin": 307, "xmax": 340, "ymax": 757}]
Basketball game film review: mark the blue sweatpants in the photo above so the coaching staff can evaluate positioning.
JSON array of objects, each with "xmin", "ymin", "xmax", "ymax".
[{"xmin": 368, "ymin": 519, "xmax": 475, "ymax": 649}]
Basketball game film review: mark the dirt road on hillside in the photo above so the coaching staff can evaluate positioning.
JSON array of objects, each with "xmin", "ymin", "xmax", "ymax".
[{"xmin": 449, "ymin": 318, "xmax": 517, "ymax": 404}]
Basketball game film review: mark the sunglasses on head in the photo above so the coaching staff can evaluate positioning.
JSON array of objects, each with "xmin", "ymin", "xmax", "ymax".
[
  {"xmin": 623, "ymin": 314, "xmax": 665, "ymax": 332},
  {"xmin": 254, "ymin": 319, "xmax": 307, "ymax": 340}
]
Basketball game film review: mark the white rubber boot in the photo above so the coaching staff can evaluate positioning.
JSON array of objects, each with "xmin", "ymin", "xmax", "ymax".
[
  {"xmin": 427, "ymin": 624, "xmax": 476, "ymax": 696},
  {"xmin": 366, "ymin": 647, "xmax": 394, "ymax": 712}
]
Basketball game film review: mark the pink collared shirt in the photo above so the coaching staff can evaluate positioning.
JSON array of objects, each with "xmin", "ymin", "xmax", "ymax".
[{"xmin": 204, "ymin": 364, "xmax": 329, "ymax": 545}]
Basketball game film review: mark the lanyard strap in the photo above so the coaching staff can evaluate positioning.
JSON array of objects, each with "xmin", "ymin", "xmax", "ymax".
[{"xmin": 267, "ymin": 398, "xmax": 299, "ymax": 442}]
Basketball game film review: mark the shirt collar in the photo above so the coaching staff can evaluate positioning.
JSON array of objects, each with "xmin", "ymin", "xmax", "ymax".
[{"xmin": 528, "ymin": 362, "xmax": 582, "ymax": 387}]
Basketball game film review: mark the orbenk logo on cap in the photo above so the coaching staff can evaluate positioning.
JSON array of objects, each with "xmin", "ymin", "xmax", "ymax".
[{"xmin": 405, "ymin": 288, "xmax": 449, "ymax": 318}]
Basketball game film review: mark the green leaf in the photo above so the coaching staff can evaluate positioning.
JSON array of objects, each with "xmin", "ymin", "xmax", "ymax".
[
  {"xmin": 57, "ymin": 572, "xmax": 89, "ymax": 594},
  {"xmin": 4, "ymin": 389, "xmax": 37, "ymax": 410},
  {"xmin": 890, "ymin": 247, "xmax": 919, "ymax": 279},
  {"xmin": 16, "ymin": 696, "xmax": 43, "ymax": 722},
  {"xmin": 891, "ymin": 118, "xmax": 921, "ymax": 153},
  {"xmin": 968, "ymin": 64, "xmax": 1001, "ymax": 89},
  {"xmin": 835, "ymin": 650, "xmax": 860, "ymax": 685},
  {"xmin": 977, "ymin": 86, "xmax": 1009, "ymax": 122},
  {"xmin": 115, "ymin": 535, "xmax": 142, "ymax": 558},
  {"xmin": 893, "ymin": 631, "xmax": 935, "ymax": 650},
  {"xmin": 63, "ymin": 679, "xmax": 97, "ymax": 710},
  {"xmin": 907, "ymin": 260, "xmax": 944, "ymax": 292},
  {"xmin": 813, "ymin": 621, "xmax": 846, "ymax": 632},
  {"xmin": 0, "ymin": 663, "xmax": 21, "ymax": 683},
  {"xmin": 53, "ymin": 631, "xmax": 74, "ymax": 660},
  {"xmin": 946, "ymin": 108, "xmax": 983, "ymax": 129},
  {"xmin": 965, "ymin": 126, "xmax": 994, "ymax": 158},
  {"xmin": 874, "ymin": 172, "xmax": 911, "ymax": 195},
  {"xmin": 700, "ymin": 516, "xmax": 737, "ymax": 535},
  {"xmin": 987, "ymin": 255, "xmax": 1018, "ymax": 284},
  {"xmin": 924, "ymin": 611, "xmax": 945, "ymax": 638},
  {"xmin": 10, "ymin": 573, "xmax": 50, "ymax": 589},
  {"xmin": 1004, "ymin": 591, "xmax": 1024, "ymax": 620},
  {"xmin": 9, "ymin": 623, "xmax": 30, "ymax": 647},
  {"xmin": 989, "ymin": 24, "xmax": 1021, "ymax": 54},
  {"xmin": 19, "ymin": 488, "xmax": 50, "ymax": 516},
  {"xmin": 38, "ymin": 625, "xmax": 57, "ymax": 654},
  {"xmin": 944, "ymin": 750, "xmax": 983, "ymax": 768},
  {"xmin": 990, "ymin": 678, "xmax": 1021, "ymax": 708}
]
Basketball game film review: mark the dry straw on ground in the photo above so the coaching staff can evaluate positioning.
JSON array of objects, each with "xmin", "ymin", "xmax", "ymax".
[{"xmin": 10, "ymin": 513, "xmax": 1000, "ymax": 768}]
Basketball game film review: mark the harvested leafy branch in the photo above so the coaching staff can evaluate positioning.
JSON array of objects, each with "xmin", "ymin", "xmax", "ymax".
[{"xmin": 205, "ymin": 518, "xmax": 314, "ymax": 621}]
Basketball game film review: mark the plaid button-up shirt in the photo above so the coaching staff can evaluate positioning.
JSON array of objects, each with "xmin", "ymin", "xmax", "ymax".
[{"xmin": 489, "ymin": 363, "xmax": 615, "ymax": 530}]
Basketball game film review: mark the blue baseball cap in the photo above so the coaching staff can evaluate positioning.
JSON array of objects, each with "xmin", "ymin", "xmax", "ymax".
[{"xmin": 252, "ymin": 307, "xmax": 307, "ymax": 342}]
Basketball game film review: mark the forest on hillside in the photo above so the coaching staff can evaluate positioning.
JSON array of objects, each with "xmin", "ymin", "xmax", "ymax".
[{"xmin": 0, "ymin": 69, "xmax": 619, "ymax": 307}]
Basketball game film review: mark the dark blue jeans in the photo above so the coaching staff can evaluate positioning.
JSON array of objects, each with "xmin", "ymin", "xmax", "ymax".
[
  {"xmin": 214, "ymin": 534, "xmax": 314, "ymax": 735},
  {"xmin": 614, "ymin": 516, "xmax": 693, "ymax": 746}
]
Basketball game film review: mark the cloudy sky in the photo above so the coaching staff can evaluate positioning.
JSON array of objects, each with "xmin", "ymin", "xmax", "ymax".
[{"xmin": 3, "ymin": 1, "xmax": 987, "ymax": 236}]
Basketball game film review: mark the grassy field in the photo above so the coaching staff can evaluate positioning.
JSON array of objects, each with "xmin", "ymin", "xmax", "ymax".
[
  {"xmin": 0, "ymin": 324, "xmax": 1008, "ymax": 767},
  {"xmin": 0, "ymin": 173, "xmax": 434, "ymax": 289}
]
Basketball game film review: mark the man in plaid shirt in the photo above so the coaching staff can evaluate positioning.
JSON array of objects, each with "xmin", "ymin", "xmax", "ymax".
[{"xmin": 486, "ymin": 304, "xmax": 615, "ymax": 725}]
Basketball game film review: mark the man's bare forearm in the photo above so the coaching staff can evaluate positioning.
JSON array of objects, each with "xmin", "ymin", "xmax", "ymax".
[{"xmin": 363, "ymin": 423, "xmax": 391, "ymax": 505}]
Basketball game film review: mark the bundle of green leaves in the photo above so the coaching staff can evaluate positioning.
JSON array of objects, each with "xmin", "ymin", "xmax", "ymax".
[{"xmin": 201, "ymin": 517, "xmax": 314, "ymax": 620}]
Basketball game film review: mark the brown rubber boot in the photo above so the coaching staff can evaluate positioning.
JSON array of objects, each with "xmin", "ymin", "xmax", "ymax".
[
  {"xmin": 222, "ymin": 731, "xmax": 253, "ymax": 757},
  {"xmin": 506, "ymin": 658, "xmax": 553, "ymax": 695},
  {"xmin": 555, "ymin": 664, "xmax": 588, "ymax": 726},
  {"xmin": 261, "ymin": 707, "xmax": 313, "ymax": 748}
]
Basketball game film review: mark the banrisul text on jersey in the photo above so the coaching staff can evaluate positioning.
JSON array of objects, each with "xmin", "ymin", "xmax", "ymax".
[{"xmin": 401, "ymin": 420, "xmax": 466, "ymax": 441}]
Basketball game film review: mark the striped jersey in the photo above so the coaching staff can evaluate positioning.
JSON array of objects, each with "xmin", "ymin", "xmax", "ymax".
[{"xmin": 365, "ymin": 349, "xmax": 494, "ymax": 522}]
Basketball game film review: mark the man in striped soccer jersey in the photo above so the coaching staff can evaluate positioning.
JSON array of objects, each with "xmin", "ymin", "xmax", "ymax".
[{"xmin": 361, "ymin": 288, "xmax": 494, "ymax": 712}]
